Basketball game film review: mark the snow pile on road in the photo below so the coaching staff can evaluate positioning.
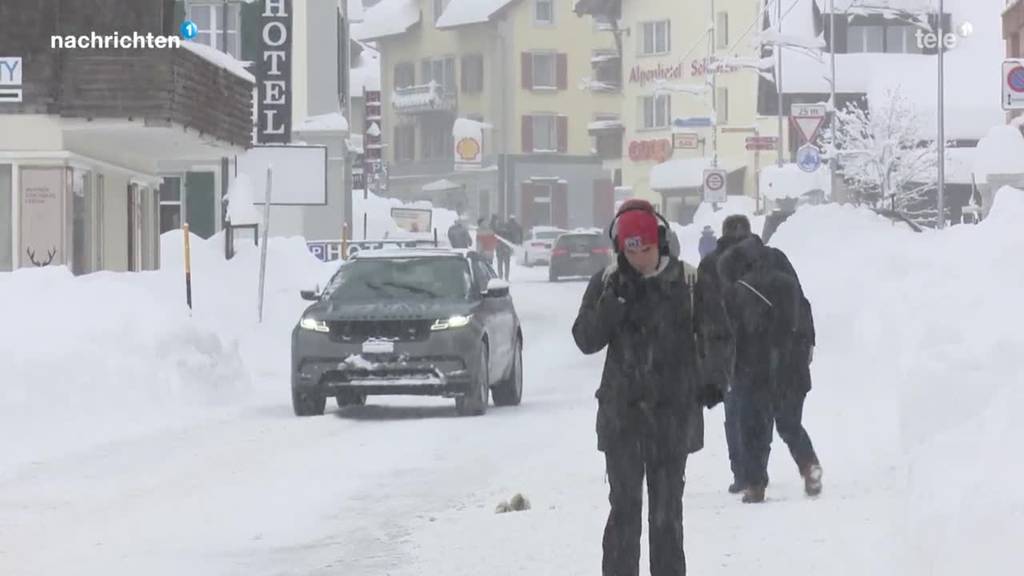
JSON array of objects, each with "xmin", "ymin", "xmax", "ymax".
[
  {"xmin": 973, "ymin": 124, "xmax": 1024, "ymax": 184},
  {"xmin": 0, "ymin": 233, "xmax": 335, "ymax": 475},
  {"xmin": 352, "ymin": 189, "xmax": 459, "ymax": 240},
  {"xmin": 759, "ymin": 163, "xmax": 830, "ymax": 201},
  {"xmin": 670, "ymin": 195, "xmax": 763, "ymax": 267},
  {"xmin": 770, "ymin": 193, "xmax": 1024, "ymax": 572}
]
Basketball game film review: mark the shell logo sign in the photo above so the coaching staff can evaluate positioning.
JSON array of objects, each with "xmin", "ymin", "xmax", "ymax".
[{"xmin": 457, "ymin": 137, "xmax": 481, "ymax": 161}]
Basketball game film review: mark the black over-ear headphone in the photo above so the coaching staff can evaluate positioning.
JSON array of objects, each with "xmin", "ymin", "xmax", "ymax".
[{"xmin": 608, "ymin": 203, "xmax": 672, "ymax": 256}]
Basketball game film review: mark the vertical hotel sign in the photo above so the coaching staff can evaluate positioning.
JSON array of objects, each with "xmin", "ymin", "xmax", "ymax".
[{"xmin": 258, "ymin": 0, "xmax": 292, "ymax": 143}]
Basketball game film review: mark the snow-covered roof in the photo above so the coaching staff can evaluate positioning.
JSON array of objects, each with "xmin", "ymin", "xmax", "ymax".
[
  {"xmin": 422, "ymin": 178, "xmax": 462, "ymax": 191},
  {"xmin": 759, "ymin": 163, "xmax": 831, "ymax": 200},
  {"xmin": 181, "ymin": 40, "xmax": 254, "ymax": 83},
  {"xmin": 973, "ymin": 125, "xmax": 1024, "ymax": 183},
  {"xmin": 352, "ymin": 0, "xmax": 420, "ymax": 40},
  {"xmin": 436, "ymin": 0, "xmax": 517, "ymax": 29},
  {"xmin": 773, "ymin": 0, "xmax": 1007, "ymax": 141},
  {"xmin": 649, "ymin": 157, "xmax": 735, "ymax": 191},
  {"xmin": 295, "ymin": 112, "xmax": 349, "ymax": 133},
  {"xmin": 226, "ymin": 173, "xmax": 262, "ymax": 226}
]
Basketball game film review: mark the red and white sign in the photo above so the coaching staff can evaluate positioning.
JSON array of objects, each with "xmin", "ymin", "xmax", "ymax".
[
  {"xmin": 628, "ymin": 139, "xmax": 673, "ymax": 163},
  {"xmin": 702, "ymin": 168, "xmax": 728, "ymax": 203},
  {"xmin": 790, "ymin": 103, "xmax": 827, "ymax": 144},
  {"xmin": 672, "ymin": 133, "xmax": 700, "ymax": 149},
  {"xmin": 745, "ymin": 136, "xmax": 777, "ymax": 151}
]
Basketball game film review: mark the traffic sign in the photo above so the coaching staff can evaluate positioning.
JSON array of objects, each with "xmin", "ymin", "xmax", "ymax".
[
  {"xmin": 745, "ymin": 136, "xmax": 777, "ymax": 151},
  {"xmin": 673, "ymin": 116, "xmax": 714, "ymax": 128},
  {"xmin": 797, "ymin": 144, "xmax": 822, "ymax": 173},
  {"xmin": 1003, "ymin": 59, "xmax": 1024, "ymax": 110},
  {"xmin": 672, "ymin": 132, "xmax": 700, "ymax": 149},
  {"xmin": 790, "ymin": 103, "xmax": 827, "ymax": 143},
  {"xmin": 703, "ymin": 168, "xmax": 728, "ymax": 203}
]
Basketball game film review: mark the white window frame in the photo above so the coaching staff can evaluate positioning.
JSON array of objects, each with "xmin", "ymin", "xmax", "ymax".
[
  {"xmin": 534, "ymin": 0, "xmax": 555, "ymax": 26},
  {"xmin": 531, "ymin": 52, "xmax": 557, "ymax": 89},
  {"xmin": 640, "ymin": 94, "xmax": 671, "ymax": 130},
  {"xmin": 187, "ymin": 2, "xmax": 241, "ymax": 59},
  {"xmin": 639, "ymin": 20, "xmax": 671, "ymax": 56},
  {"xmin": 532, "ymin": 114, "xmax": 559, "ymax": 152}
]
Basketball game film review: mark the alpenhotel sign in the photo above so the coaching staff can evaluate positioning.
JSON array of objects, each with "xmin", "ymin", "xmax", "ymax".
[{"xmin": 257, "ymin": 0, "xmax": 292, "ymax": 143}]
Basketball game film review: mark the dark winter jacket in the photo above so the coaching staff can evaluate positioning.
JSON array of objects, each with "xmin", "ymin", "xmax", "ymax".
[
  {"xmin": 716, "ymin": 235, "xmax": 815, "ymax": 392},
  {"xmin": 505, "ymin": 220, "xmax": 524, "ymax": 244},
  {"xmin": 693, "ymin": 236, "xmax": 744, "ymax": 395},
  {"xmin": 447, "ymin": 223, "xmax": 472, "ymax": 249},
  {"xmin": 572, "ymin": 255, "xmax": 706, "ymax": 457},
  {"xmin": 698, "ymin": 231, "xmax": 717, "ymax": 260}
]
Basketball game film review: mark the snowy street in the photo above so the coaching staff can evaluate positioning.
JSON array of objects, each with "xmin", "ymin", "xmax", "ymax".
[{"xmin": 2, "ymin": 257, "xmax": 899, "ymax": 576}]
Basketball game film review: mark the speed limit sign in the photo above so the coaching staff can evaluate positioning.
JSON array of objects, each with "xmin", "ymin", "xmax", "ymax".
[{"xmin": 703, "ymin": 168, "xmax": 728, "ymax": 203}]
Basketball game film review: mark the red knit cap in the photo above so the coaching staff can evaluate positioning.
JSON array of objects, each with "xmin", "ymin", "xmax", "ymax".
[{"xmin": 616, "ymin": 206, "xmax": 659, "ymax": 251}]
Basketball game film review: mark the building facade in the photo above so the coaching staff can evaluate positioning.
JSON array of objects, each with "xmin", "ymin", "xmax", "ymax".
[
  {"xmin": 357, "ymin": 0, "xmax": 620, "ymax": 230},
  {"xmin": 0, "ymin": 0, "xmax": 253, "ymax": 273},
  {"xmin": 1007, "ymin": 0, "xmax": 1024, "ymax": 121}
]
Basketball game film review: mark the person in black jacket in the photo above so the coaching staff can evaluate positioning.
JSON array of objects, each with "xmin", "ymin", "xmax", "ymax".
[
  {"xmin": 447, "ymin": 220, "xmax": 472, "ymax": 249},
  {"xmin": 715, "ymin": 219, "xmax": 822, "ymax": 503},
  {"xmin": 693, "ymin": 215, "xmax": 749, "ymax": 495},
  {"xmin": 573, "ymin": 199, "xmax": 718, "ymax": 576}
]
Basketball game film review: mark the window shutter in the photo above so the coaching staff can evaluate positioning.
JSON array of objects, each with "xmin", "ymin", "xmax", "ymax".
[
  {"xmin": 521, "ymin": 53, "xmax": 533, "ymax": 89},
  {"xmin": 556, "ymin": 53, "xmax": 568, "ymax": 89},
  {"xmin": 553, "ymin": 182, "xmax": 569, "ymax": 228},
  {"xmin": 460, "ymin": 56, "xmax": 469, "ymax": 92},
  {"xmin": 557, "ymin": 115, "xmax": 568, "ymax": 152},
  {"xmin": 522, "ymin": 115, "xmax": 534, "ymax": 152}
]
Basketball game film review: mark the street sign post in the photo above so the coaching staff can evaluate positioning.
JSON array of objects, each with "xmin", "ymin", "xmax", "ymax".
[
  {"xmin": 703, "ymin": 168, "xmax": 728, "ymax": 203},
  {"xmin": 672, "ymin": 132, "xmax": 700, "ymax": 149},
  {"xmin": 790, "ymin": 103, "xmax": 827, "ymax": 144},
  {"xmin": 796, "ymin": 144, "xmax": 822, "ymax": 173},
  {"xmin": 1003, "ymin": 59, "xmax": 1024, "ymax": 110}
]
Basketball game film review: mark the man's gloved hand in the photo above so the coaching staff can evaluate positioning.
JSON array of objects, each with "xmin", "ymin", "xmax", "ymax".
[{"xmin": 597, "ymin": 289, "xmax": 626, "ymax": 327}]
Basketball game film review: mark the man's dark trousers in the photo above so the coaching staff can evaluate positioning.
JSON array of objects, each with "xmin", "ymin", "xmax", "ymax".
[
  {"xmin": 603, "ymin": 435, "xmax": 687, "ymax": 576},
  {"xmin": 497, "ymin": 252, "xmax": 511, "ymax": 280},
  {"xmin": 724, "ymin": 386, "xmax": 745, "ymax": 486}
]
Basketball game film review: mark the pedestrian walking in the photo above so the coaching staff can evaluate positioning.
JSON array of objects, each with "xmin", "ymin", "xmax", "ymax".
[{"xmin": 573, "ymin": 199, "xmax": 721, "ymax": 576}]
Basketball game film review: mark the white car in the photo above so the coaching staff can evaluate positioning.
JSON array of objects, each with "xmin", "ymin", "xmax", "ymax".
[{"xmin": 520, "ymin": 226, "xmax": 567, "ymax": 266}]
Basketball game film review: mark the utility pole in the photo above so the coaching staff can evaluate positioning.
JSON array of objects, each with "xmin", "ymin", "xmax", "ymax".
[
  {"xmin": 710, "ymin": 0, "xmax": 718, "ymax": 167},
  {"xmin": 936, "ymin": 0, "xmax": 946, "ymax": 228},
  {"xmin": 777, "ymin": 0, "xmax": 784, "ymax": 166},
  {"xmin": 830, "ymin": 0, "xmax": 837, "ymax": 198}
]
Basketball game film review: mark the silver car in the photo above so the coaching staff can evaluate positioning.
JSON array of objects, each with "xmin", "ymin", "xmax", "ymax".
[{"xmin": 291, "ymin": 248, "xmax": 523, "ymax": 417}]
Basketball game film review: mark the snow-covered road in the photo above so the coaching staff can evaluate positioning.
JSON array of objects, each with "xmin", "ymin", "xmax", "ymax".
[{"xmin": 0, "ymin": 264, "xmax": 905, "ymax": 576}]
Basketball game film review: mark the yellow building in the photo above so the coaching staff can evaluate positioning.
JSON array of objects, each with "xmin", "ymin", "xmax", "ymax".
[
  {"xmin": 355, "ymin": 0, "xmax": 620, "ymax": 230},
  {"xmin": 578, "ymin": 0, "xmax": 790, "ymax": 224}
]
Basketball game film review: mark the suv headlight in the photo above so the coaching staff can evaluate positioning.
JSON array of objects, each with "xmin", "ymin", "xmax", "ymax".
[
  {"xmin": 300, "ymin": 317, "xmax": 330, "ymax": 332},
  {"xmin": 431, "ymin": 314, "xmax": 472, "ymax": 331}
]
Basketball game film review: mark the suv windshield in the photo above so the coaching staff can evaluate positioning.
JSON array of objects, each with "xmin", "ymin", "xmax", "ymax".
[
  {"xmin": 324, "ymin": 257, "xmax": 472, "ymax": 302},
  {"xmin": 557, "ymin": 234, "xmax": 607, "ymax": 252}
]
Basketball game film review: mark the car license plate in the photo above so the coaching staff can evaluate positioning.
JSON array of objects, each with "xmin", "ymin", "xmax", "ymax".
[
  {"xmin": 571, "ymin": 252, "xmax": 589, "ymax": 258},
  {"xmin": 362, "ymin": 340, "xmax": 394, "ymax": 354}
]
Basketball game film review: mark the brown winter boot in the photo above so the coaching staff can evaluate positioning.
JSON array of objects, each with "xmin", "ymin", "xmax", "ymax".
[
  {"xmin": 803, "ymin": 464, "xmax": 823, "ymax": 497},
  {"xmin": 742, "ymin": 484, "xmax": 766, "ymax": 503}
]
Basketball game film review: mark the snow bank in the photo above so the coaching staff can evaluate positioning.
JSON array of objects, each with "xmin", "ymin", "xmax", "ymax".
[
  {"xmin": 435, "ymin": 0, "xmax": 516, "ymax": 29},
  {"xmin": 181, "ymin": 40, "xmax": 255, "ymax": 83},
  {"xmin": 972, "ymin": 124, "xmax": 1024, "ymax": 184},
  {"xmin": 0, "ymin": 234, "xmax": 335, "ymax": 476},
  {"xmin": 352, "ymin": 189, "xmax": 459, "ymax": 240},
  {"xmin": 352, "ymin": 0, "xmax": 420, "ymax": 40},
  {"xmin": 768, "ymin": 194, "xmax": 1024, "ymax": 573},
  {"xmin": 669, "ymin": 195, "xmax": 763, "ymax": 267},
  {"xmin": 759, "ymin": 163, "xmax": 830, "ymax": 200}
]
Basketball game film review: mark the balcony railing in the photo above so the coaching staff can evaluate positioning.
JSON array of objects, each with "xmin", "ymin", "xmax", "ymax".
[{"xmin": 391, "ymin": 81, "xmax": 457, "ymax": 114}]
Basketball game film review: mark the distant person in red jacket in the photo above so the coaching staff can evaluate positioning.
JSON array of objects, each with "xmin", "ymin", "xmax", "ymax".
[{"xmin": 476, "ymin": 218, "xmax": 497, "ymax": 265}]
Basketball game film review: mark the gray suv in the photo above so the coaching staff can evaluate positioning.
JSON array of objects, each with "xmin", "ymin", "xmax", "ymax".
[{"xmin": 291, "ymin": 248, "xmax": 523, "ymax": 417}]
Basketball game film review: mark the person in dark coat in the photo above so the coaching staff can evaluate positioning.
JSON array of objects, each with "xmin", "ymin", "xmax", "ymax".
[
  {"xmin": 573, "ymin": 199, "xmax": 720, "ymax": 576},
  {"xmin": 715, "ymin": 218, "xmax": 822, "ymax": 503},
  {"xmin": 698, "ymin": 225, "xmax": 717, "ymax": 260},
  {"xmin": 693, "ymin": 215, "xmax": 750, "ymax": 495},
  {"xmin": 447, "ymin": 220, "xmax": 472, "ymax": 249},
  {"xmin": 495, "ymin": 218, "xmax": 513, "ymax": 281}
]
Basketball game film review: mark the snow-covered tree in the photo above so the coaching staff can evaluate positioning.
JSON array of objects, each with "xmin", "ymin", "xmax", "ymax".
[{"xmin": 826, "ymin": 87, "xmax": 941, "ymax": 220}]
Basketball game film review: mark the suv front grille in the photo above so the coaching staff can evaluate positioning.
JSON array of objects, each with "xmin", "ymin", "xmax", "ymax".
[{"xmin": 328, "ymin": 320, "xmax": 434, "ymax": 343}]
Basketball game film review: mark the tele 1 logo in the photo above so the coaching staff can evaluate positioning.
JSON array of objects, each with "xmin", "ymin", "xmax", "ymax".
[{"xmin": 915, "ymin": 21, "xmax": 973, "ymax": 50}]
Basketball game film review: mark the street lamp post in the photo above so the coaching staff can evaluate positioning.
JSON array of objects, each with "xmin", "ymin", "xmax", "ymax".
[{"xmin": 777, "ymin": 0, "xmax": 784, "ymax": 166}]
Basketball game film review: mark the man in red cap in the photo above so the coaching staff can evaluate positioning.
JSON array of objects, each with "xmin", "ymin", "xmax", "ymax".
[{"xmin": 573, "ymin": 199, "xmax": 720, "ymax": 576}]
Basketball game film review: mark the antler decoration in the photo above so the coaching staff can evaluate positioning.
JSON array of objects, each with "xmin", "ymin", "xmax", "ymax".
[{"xmin": 26, "ymin": 246, "xmax": 57, "ymax": 267}]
